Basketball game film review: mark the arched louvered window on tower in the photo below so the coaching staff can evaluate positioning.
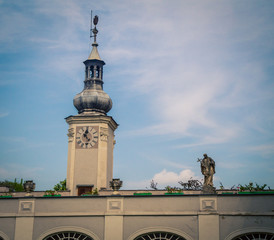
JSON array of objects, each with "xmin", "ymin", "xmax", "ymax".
[
  {"xmin": 134, "ymin": 231, "xmax": 187, "ymax": 240},
  {"xmin": 90, "ymin": 67, "xmax": 94, "ymax": 78},
  {"xmin": 43, "ymin": 231, "xmax": 94, "ymax": 240}
]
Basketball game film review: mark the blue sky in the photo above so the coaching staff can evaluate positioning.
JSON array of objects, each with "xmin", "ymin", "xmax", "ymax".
[{"xmin": 0, "ymin": 0, "xmax": 273, "ymax": 190}]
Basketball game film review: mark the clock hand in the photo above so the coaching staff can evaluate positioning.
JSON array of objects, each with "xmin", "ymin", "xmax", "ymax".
[
  {"xmin": 82, "ymin": 133, "xmax": 90, "ymax": 141},
  {"xmin": 83, "ymin": 129, "xmax": 90, "ymax": 139}
]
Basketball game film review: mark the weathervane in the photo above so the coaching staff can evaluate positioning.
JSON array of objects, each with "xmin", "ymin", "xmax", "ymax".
[{"xmin": 90, "ymin": 10, "xmax": 99, "ymax": 44}]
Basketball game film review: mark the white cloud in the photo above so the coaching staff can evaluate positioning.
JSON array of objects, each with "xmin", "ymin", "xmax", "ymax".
[
  {"xmin": 173, "ymin": 129, "xmax": 239, "ymax": 148},
  {"xmin": 124, "ymin": 169, "xmax": 200, "ymax": 190},
  {"xmin": 218, "ymin": 162, "xmax": 246, "ymax": 170},
  {"xmin": 0, "ymin": 10, "xmax": 32, "ymax": 46},
  {"xmin": 153, "ymin": 169, "xmax": 199, "ymax": 187},
  {"xmin": 161, "ymin": 160, "xmax": 191, "ymax": 170},
  {"xmin": 246, "ymin": 144, "xmax": 274, "ymax": 157},
  {"xmin": 113, "ymin": 2, "xmax": 274, "ymax": 149},
  {"xmin": 136, "ymin": 153, "xmax": 192, "ymax": 170}
]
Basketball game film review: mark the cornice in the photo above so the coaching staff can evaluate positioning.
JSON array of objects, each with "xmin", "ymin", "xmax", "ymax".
[{"xmin": 65, "ymin": 114, "xmax": 118, "ymax": 131}]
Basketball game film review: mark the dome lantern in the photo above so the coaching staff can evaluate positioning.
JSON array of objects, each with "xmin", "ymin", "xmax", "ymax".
[{"xmin": 73, "ymin": 15, "xmax": 112, "ymax": 115}]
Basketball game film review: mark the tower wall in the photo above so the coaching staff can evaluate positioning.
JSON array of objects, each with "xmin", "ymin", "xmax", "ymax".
[{"xmin": 66, "ymin": 115, "xmax": 118, "ymax": 196}]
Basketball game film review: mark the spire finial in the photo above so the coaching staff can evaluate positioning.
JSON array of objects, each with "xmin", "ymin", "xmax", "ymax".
[
  {"xmin": 88, "ymin": 12, "xmax": 101, "ymax": 60},
  {"xmin": 91, "ymin": 15, "xmax": 99, "ymax": 44}
]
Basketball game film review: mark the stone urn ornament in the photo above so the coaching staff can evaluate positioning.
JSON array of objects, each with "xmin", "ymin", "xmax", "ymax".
[
  {"xmin": 109, "ymin": 178, "xmax": 123, "ymax": 195},
  {"xmin": 23, "ymin": 180, "xmax": 36, "ymax": 196}
]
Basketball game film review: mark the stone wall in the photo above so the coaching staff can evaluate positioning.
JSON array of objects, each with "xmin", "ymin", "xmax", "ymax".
[{"xmin": 0, "ymin": 194, "xmax": 273, "ymax": 240}]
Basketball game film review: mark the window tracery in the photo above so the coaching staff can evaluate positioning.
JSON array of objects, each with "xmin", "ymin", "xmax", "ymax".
[
  {"xmin": 134, "ymin": 232, "xmax": 186, "ymax": 240},
  {"xmin": 43, "ymin": 231, "xmax": 93, "ymax": 240},
  {"xmin": 232, "ymin": 232, "xmax": 274, "ymax": 240}
]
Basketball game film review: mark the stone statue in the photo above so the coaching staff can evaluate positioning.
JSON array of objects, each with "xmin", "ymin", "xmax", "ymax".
[{"xmin": 198, "ymin": 154, "xmax": 215, "ymax": 187}]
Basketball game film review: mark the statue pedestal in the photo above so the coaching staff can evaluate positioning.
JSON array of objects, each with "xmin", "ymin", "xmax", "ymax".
[{"xmin": 202, "ymin": 185, "xmax": 216, "ymax": 194}]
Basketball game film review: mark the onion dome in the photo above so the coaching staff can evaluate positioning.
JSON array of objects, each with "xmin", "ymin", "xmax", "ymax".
[{"xmin": 73, "ymin": 16, "xmax": 112, "ymax": 115}]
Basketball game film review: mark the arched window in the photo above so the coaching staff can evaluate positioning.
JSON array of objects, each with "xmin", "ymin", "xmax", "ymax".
[
  {"xmin": 43, "ymin": 231, "xmax": 94, "ymax": 240},
  {"xmin": 0, "ymin": 232, "xmax": 9, "ymax": 240},
  {"xmin": 96, "ymin": 66, "xmax": 100, "ymax": 78},
  {"xmin": 232, "ymin": 232, "xmax": 274, "ymax": 240},
  {"xmin": 134, "ymin": 232, "xmax": 186, "ymax": 240},
  {"xmin": 90, "ymin": 67, "xmax": 94, "ymax": 78}
]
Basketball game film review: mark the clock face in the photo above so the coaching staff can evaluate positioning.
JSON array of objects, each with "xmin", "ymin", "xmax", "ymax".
[{"xmin": 75, "ymin": 126, "xmax": 98, "ymax": 149}]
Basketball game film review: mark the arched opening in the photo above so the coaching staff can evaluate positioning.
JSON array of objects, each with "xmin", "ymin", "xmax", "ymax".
[
  {"xmin": 128, "ymin": 227, "xmax": 193, "ymax": 240},
  {"xmin": 134, "ymin": 231, "xmax": 186, "ymax": 240},
  {"xmin": 232, "ymin": 232, "xmax": 274, "ymax": 240},
  {"xmin": 96, "ymin": 66, "xmax": 100, "ymax": 78},
  {"xmin": 37, "ymin": 226, "xmax": 100, "ymax": 240},
  {"xmin": 0, "ymin": 231, "xmax": 9, "ymax": 240},
  {"xmin": 43, "ymin": 231, "xmax": 94, "ymax": 240},
  {"xmin": 90, "ymin": 67, "xmax": 94, "ymax": 78}
]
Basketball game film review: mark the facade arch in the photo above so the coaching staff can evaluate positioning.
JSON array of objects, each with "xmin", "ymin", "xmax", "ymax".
[
  {"xmin": 0, "ymin": 231, "xmax": 10, "ymax": 240},
  {"xmin": 224, "ymin": 227, "xmax": 274, "ymax": 240},
  {"xmin": 37, "ymin": 226, "xmax": 100, "ymax": 240},
  {"xmin": 127, "ymin": 227, "xmax": 194, "ymax": 240}
]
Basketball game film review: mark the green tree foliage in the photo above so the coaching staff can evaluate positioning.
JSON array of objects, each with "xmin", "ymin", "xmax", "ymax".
[
  {"xmin": 53, "ymin": 179, "xmax": 67, "ymax": 191},
  {"xmin": 165, "ymin": 186, "xmax": 182, "ymax": 193},
  {"xmin": 83, "ymin": 188, "xmax": 99, "ymax": 196},
  {"xmin": 238, "ymin": 182, "xmax": 271, "ymax": 192},
  {"xmin": 0, "ymin": 179, "xmax": 24, "ymax": 192}
]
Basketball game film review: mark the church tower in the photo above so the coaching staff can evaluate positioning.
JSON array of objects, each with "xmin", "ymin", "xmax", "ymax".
[{"xmin": 65, "ymin": 16, "xmax": 118, "ymax": 196}]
